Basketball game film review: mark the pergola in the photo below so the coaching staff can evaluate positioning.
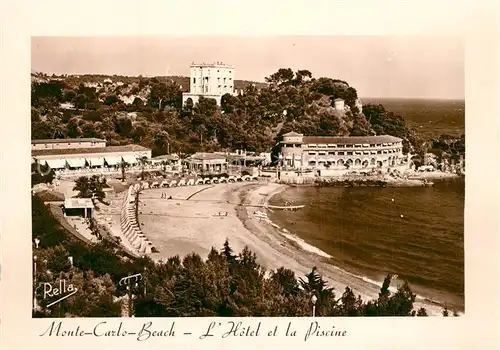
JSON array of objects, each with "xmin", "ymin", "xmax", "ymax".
[{"xmin": 185, "ymin": 153, "xmax": 228, "ymax": 173}]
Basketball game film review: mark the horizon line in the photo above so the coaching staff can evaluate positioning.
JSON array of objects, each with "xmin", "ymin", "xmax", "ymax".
[{"xmin": 31, "ymin": 70, "xmax": 465, "ymax": 101}]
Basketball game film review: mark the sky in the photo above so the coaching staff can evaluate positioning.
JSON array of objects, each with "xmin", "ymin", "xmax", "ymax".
[{"xmin": 31, "ymin": 36, "xmax": 464, "ymax": 99}]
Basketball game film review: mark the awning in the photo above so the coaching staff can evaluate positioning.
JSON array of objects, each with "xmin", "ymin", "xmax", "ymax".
[
  {"xmin": 66, "ymin": 158, "xmax": 86, "ymax": 168},
  {"xmin": 327, "ymin": 144, "xmax": 336, "ymax": 147},
  {"xmin": 122, "ymin": 155, "xmax": 138, "ymax": 164},
  {"xmin": 86, "ymin": 157, "xmax": 104, "ymax": 167},
  {"xmin": 318, "ymin": 158, "xmax": 326, "ymax": 163},
  {"xmin": 285, "ymin": 155, "xmax": 292, "ymax": 160},
  {"xmin": 45, "ymin": 159, "xmax": 66, "ymax": 169},
  {"xmin": 294, "ymin": 155, "xmax": 301, "ymax": 160},
  {"xmin": 104, "ymin": 156, "xmax": 122, "ymax": 166},
  {"xmin": 308, "ymin": 144, "xmax": 317, "ymax": 148}
]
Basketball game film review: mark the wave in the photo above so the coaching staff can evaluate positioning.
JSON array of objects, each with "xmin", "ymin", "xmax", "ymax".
[
  {"xmin": 265, "ymin": 215, "xmax": 453, "ymax": 313},
  {"xmin": 279, "ymin": 229, "xmax": 333, "ymax": 259}
]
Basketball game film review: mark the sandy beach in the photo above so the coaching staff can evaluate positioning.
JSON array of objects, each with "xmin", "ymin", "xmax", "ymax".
[{"xmin": 132, "ymin": 180, "xmax": 447, "ymax": 315}]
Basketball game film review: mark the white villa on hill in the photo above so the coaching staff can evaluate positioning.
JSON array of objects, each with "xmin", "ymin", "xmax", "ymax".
[{"xmin": 182, "ymin": 62, "xmax": 236, "ymax": 106}]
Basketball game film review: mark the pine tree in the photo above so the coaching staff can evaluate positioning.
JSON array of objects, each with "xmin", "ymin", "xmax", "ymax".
[{"xmin": 221, "ymin": 238, "xmax": 236, "ymax": 264}]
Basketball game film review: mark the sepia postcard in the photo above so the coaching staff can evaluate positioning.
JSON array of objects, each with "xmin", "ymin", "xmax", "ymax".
[{"xmin": 1, "ymin": 1, "xmax": 499, "ymax": 349}]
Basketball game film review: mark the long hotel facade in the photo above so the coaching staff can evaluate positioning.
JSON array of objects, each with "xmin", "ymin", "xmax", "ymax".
[
  {"xmin": 31, "ymin": 138, "xmax": 152, "ymax": 170},
  {"xmin": 279, "ymin": 131, "xmax": 405, "ymax": 172}
]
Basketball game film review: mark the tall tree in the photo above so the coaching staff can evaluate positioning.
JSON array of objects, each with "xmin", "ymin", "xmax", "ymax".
[{"xmin": 73, "ymin": 175, "xmax": 106, "ymax": 202}]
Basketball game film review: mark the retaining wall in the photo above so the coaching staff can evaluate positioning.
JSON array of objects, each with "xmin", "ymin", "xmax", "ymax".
[{"xmin": 119, "ymin": 184, "xmax": 155, "ymax": 255}]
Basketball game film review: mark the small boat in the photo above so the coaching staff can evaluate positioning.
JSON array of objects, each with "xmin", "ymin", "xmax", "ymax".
[
  {"xmin": 265, "ymin": 204, "xmax": 305, "ymax": 211},
  {"xmin": 422, "ymin": 179, "xmax": 434, "ymax": 187}
]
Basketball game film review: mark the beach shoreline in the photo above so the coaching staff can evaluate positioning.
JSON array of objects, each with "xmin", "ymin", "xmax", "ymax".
[{"xmin": 134, "ymin": 180, "xmax": 455, "ymax": 315}]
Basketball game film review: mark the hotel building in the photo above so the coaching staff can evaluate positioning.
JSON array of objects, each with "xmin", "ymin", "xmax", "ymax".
[
  {"xmin": 182, "ymin": 62, "xmax": 235, "ymax": 106},
  {"xmin": 31, "ymin": 138, "xmax": 152, "ymax": 170},
  {"xmin": 279, "ymin": 131, "xmax": 405, "ymax": 173}
]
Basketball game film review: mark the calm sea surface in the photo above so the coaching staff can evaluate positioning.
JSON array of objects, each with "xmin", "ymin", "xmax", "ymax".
[
  {"xmin": 362, "ymin": 97, "xmax": 465, "ymax": 140},
  {"xmin": 269, "ymin": 99, "xmax": 465, "ymax": 309}
]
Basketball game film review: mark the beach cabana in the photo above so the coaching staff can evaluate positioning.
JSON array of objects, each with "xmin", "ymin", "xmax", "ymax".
[{"xmin": 64, "ymin": 198, "xmax": 94, "ymax": 218}]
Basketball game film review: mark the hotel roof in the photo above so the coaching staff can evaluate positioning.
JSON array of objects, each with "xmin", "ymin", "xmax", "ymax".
[
  {"xmin": 190, "ymin": 62, "xmax": 234, "ymax": 68},
  {"xmin": 31, "ymin": 138, "xmax": 105, "ymax": 144},
  {"xmin": 302, "ymin": 135, "xmax": 403, "ymax": 145},
  {"xmin": 282, "ymin": 131, "xmax": 303, "ymax": 137},
  {"xmin": 32, "ymin": 144, "xmax": 151, "ymax": 157},
  {"xmin": 186, "ymin": 152, "xmax": 228, "ymax": 161}
]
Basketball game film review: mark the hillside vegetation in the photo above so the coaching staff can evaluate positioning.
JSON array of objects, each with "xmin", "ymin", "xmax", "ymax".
[
  {"xmin": 32, "ymin": 195, "xmax": 440, "ymax": 317},
  {"xmin": 31, "ymin": 69, "xmax": 428, "ymax": 158}
]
